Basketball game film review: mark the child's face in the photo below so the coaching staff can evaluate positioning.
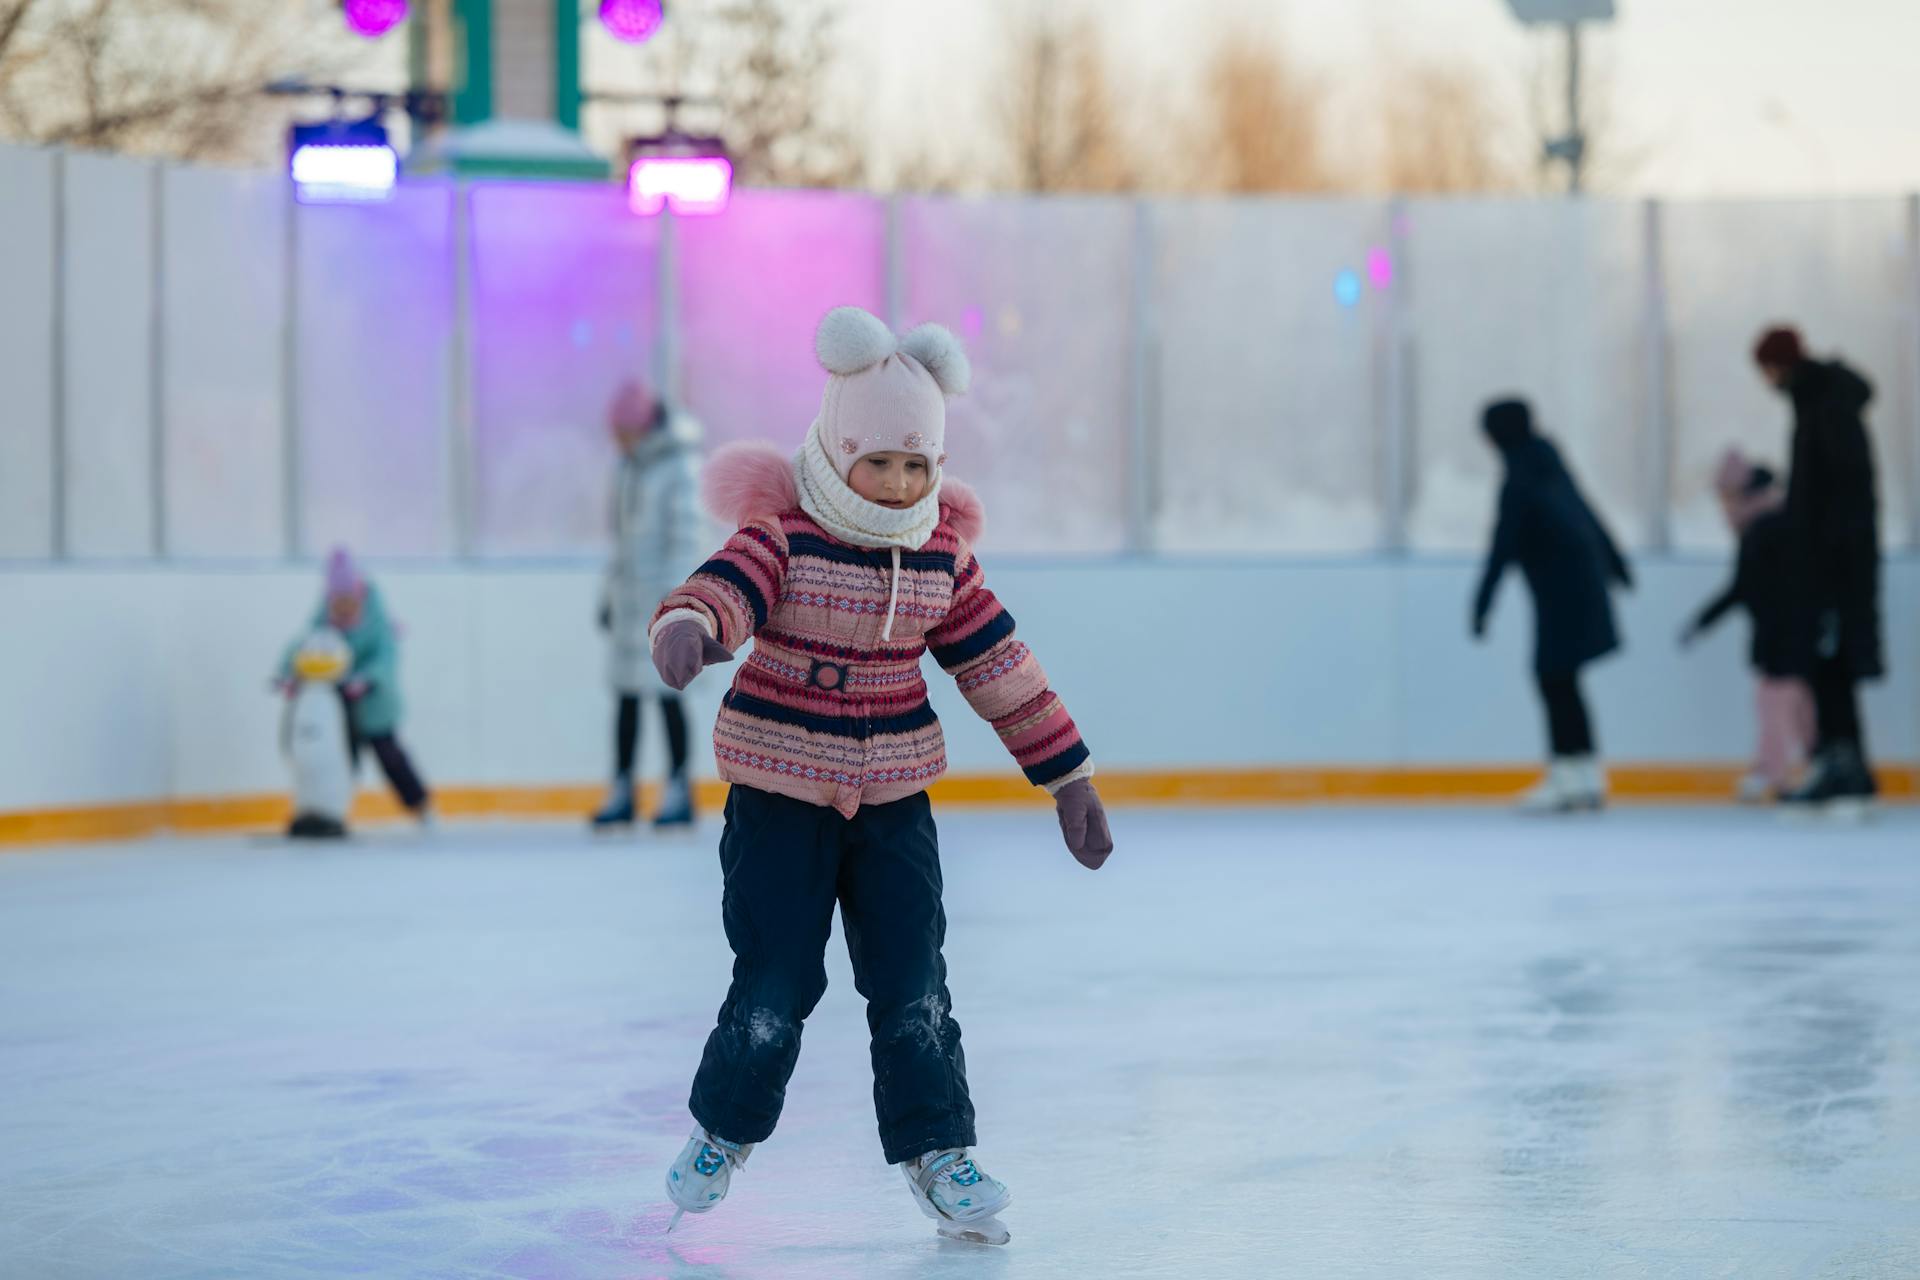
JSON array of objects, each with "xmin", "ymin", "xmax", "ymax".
[
  {"xmin": 327, "ymin": 591, "xmax": 364, "ymax": 630},
  {"xmin": 848, "ymin": 451, "xmax": 931, "ymax": 509}
]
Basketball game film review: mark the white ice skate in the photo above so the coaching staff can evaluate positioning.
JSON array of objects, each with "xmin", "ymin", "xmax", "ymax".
[
  {"xmin": 1574, "ymin": 757, "xmax": 1609, "ymax": 809},
  {"xmin": 665, "ymin": 1128, "xmax": 752, "ymax": 1230},
  {"xmin": 1516, "ymin": 757, "xmax": 1603, "ymax": 815},
  {"xmin": 902, "ymin": 1148, "xmax": 1011, "ymax": 1246}
]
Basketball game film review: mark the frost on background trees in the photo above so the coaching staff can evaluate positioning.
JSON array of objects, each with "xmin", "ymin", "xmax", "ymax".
[
  {"xmin": 0, "ymin": 0, "xmax": 1636, "ymax": 195},
  {"xmin": 1378, "ymin": 59, "xmax": 1526, "ymax": 195},
  {"xmin": 1190, "ymin": 31, "xmax": 1331, "ymax": 194},
  {"xmin": 0, "ymin": 0, "xmax": 359, "ymax": 162},
  {"xmin": 584, "ymin": 0, "xmax": 863, "ymax": 189},
  {"xmin": 993, "ymin": 10, "xmax": 1130, "ymax": 194},
  {"xmin": 887, "ymin": 15, "xmax": 1535, "ymax": 199}
]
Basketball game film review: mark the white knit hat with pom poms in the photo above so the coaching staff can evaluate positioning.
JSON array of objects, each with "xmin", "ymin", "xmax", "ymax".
[{"xmin": 813, "ymin": 306, "xmax": 968, "ymax": 481}]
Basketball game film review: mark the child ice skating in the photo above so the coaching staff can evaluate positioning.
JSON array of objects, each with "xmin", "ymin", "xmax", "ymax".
[
  {"xmin": 1472, "ymin": 399, "xmax": 1633, "ymax": 813},
  {"xmin": 1680, "ymin": 450, "xmax": 1814, "ymax": 802},
  {"xmin": 649, "ymin": 307, "xmax": 1113, "ymax": 1245},
  {"xmin": 277, "ymin": 549, "xmax": 433, "ymax": 826}
]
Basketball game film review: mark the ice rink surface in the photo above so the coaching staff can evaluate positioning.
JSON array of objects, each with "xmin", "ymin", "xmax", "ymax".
[{"xmin": 2, "ymin": 806, "xmax": 1918, "ymax": 1279}]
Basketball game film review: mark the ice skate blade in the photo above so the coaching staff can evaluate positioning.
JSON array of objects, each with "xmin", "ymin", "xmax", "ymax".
[
  {"xmin": 1824, "ymin": 798, "xmax": 1874, "ymax": 824},
  {"xmin": 1515, "ymin": 799, "xmax": 1604, "ymax": 817},
  {"xmin": 937, "ymin": 1215, "xmax": 1009, "ymax": 1246},
  {"xmin": 1779, "ymin": 798, "xmax": 1875, "ymax": 825}
]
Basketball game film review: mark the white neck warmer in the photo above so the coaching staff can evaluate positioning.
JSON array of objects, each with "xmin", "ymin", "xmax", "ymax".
[
  {"xmin": 793, "ymin": 420, "xmax": 943, "ymax": 552},
  {"xmin": 793, "ymin": 420, "xmax": 944, "ymax": 641}
]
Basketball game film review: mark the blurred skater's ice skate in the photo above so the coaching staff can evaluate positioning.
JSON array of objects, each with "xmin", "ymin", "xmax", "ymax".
[{"xmin": 1517, "ymin": 757, "xmax": 1604, "ymax": 814}]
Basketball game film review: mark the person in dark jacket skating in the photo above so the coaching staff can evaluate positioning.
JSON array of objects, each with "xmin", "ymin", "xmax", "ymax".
[
  {"xmin": 1471, "ymin": 398, "xmax": 1633, "ymax": 812},
  {"xmin": 1752, "ymin": 326, "xmax": 1884, "ymax": 812},
  {"xmin": 1680, "ymin": 450, "xmax": 1813, "ymax": 802}
]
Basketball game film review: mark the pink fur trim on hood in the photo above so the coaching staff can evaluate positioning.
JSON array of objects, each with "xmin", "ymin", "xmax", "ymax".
[
  {"xmin": 702, "ymin": 440, "xmax": 986, "ymax": 544},
  {"xmin": 938, "ymin": 478, "xmax": 984, "ymax": 545},
  {"xmin": 701, "ymin": 442, "xmax": 796, "ymax": 528}
]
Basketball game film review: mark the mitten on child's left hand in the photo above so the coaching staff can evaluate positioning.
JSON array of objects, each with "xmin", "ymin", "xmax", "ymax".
[{"xmin": 1053, "ymin": 779, "xmax": 1113, "ymax": 870}]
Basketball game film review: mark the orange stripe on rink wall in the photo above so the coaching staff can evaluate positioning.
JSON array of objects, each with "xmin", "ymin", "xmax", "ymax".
[
  {"xmin": 1, "ymin": 765, "xmax": 1913, "ymax": 849},
  {"xmin": 0, "ymin": 801, "xmax": 172, "ymax": 847}
]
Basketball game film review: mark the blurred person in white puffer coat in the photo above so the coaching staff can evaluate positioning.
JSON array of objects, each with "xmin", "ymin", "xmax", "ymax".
[{"xmin": 592, "ymin": 377, "xmax": 708, "ymax": 830}]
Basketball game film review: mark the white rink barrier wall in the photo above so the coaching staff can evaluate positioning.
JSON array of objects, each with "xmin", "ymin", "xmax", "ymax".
[
  {"xmin": 3, "ymin": 144, "xmax": 1920, "ymax": 565},
  {"xmin": 5, "ymin": 145, "xmax": 1920, "ymax": 837},
  {"xmin": 0, "ymin": 557, "xmax": 1914, "ymax": 838}
]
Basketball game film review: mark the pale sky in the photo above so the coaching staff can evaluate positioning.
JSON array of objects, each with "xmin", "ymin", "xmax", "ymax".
[
  {"xmin": 827, "ymin": 0, "xmax": 1920, "ymax": 197},
  {"xmin": 357, "ymin": 0, "xmax": 1920, "ymax": 198}
]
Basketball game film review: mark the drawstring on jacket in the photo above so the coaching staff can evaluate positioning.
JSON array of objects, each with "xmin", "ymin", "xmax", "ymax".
[{"xmin": 882, "ymin": 546, "xmax": 902, "ymax": 642}]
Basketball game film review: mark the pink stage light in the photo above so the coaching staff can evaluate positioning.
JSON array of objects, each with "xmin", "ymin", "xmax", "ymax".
[
  {"xmin": 599, "ymin": 0, "xmax": 664, "ymax": 43},
  {"xmin": 628, "ymin": 155, "xmax": 733, "ymax": 216},
  {"xmin": 342, "ymin": 0, "xmax": 408, "ymax": 38},
  {"xmin": 1367, "ymin": 247, "xmax": 1394, "ymax": 290}
]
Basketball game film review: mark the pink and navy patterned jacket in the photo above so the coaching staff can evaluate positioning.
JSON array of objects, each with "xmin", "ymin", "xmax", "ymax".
[{"xmin": 650, "ymin": 443, "xmax": 1091, "ymax": 818}]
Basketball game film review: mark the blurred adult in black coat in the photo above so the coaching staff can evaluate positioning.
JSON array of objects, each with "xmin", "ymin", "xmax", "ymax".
[
  {"xmin": 1472, "ymin": 399, "xmax": 1633, "ymax": 812},
  {"xmin": 1753, "ymin": 326, "xmax": 1883, "ymax": 809}
]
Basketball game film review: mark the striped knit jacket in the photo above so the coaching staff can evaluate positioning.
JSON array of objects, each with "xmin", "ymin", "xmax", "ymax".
[{"xmin": 650, "ymin": 443, "xmax": 1092, "ymax": 818}]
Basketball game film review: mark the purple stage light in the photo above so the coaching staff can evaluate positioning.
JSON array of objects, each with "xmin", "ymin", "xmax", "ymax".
[
  {"xmin": 342, "ymin": 0, "xmax": 408, "ymax": 38},
  {"xmin": 600, "ymin": 0, "xmax": 664, "ymax": 43},
  {"xmin": 628, "ymin": 155, "xmax": 732, "ymax": 216},
  {"xmin": 291, "ymin": 143, "xmax": 399, "ymax": 203}
]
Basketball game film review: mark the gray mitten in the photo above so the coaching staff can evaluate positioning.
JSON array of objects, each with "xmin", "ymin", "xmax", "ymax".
[
  {"xmin": 1053, "ymin": 778, "xmax": 1113, "ymax": 870},
  {"xmin": 652, "ymin": 620, "xmax": 734, "ymax": 691}
]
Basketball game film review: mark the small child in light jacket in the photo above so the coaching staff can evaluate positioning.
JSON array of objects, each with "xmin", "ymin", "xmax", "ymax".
[{"xmin": 278, "ymin": 548, "xmax": 432, "ymax": 823}]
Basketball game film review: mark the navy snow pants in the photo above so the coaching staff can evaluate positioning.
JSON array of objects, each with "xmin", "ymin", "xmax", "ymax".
[{"xmin": 688, "ymin": 785, "xmax": 976, "ymax": 1165}]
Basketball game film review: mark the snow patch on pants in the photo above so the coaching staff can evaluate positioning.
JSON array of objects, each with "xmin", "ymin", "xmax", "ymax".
[
  {"xmin": 746, "ymin": 1006, "xmax": 792, "ymax": 1049},
  {"xmin": 891, "ymin": 993, "xmax": 948, "ymax": 1051}
]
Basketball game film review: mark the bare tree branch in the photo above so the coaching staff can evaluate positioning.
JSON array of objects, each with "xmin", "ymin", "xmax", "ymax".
[
  {"xmin": 0, "ymin": 0, "xmax": 362, "ymax": 162},
  {"xmin": 0, "ymin": 0, "xmax": 42, "ymax": 64},
  {"xmin": 589, "ymin": 0, "xmax": 863, "ymax": 189},
  {"xmin": 1377, "ymin": 59, "xmax": 1525, "ymax": 194},
  {"xmin": 988, "ymin": 9, "xmax": 1131, "ymax": 193},
  {"xmin": 1191, "ymin": 30, "xmax": 1330, "ymax": 194}
]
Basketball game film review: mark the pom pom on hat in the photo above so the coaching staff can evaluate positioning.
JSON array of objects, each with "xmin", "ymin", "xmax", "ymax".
[
  {"xmin": 815, "ymin": 307, "xmax": 897, "ymax": 376},
  {"xmin": 898, "ymin": 323, "xmax": 970, "ymax": 396}
]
